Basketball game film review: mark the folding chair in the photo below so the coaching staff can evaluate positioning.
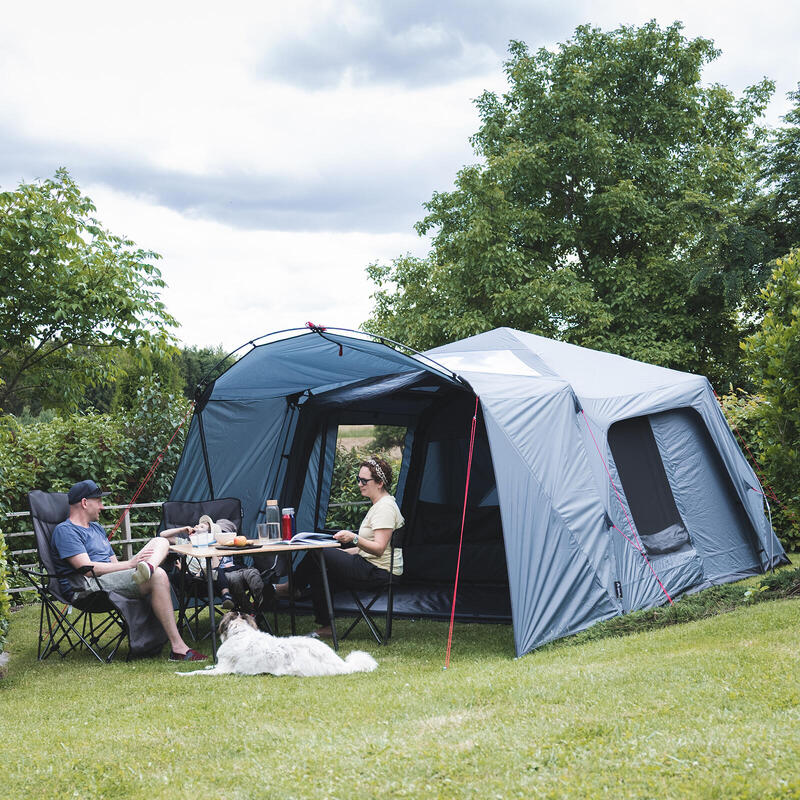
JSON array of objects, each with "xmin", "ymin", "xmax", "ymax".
[
  {"xmin": 339, "ymin": 528, "xmax": 404, "ymax": 645},
  {"xmin": 21, "ymin": 491, "xmax": 166, "ymax": 663},
  {"xmin": 160, "ymin": 498, "xmax": 278, "ymax": 636}
]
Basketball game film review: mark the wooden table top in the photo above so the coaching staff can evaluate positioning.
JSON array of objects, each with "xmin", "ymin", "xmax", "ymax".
[{"xmin": 169, "ymin": 539, "xmax": 341, "ymax": 558}]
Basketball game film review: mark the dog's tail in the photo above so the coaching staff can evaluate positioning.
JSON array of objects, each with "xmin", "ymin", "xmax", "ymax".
[{"xmin": 343, "ymin": 650, "xmax": 378, "ymax": 673}]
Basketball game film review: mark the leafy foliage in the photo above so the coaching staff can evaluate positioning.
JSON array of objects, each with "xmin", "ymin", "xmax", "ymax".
[
  {"xmin": 367, "ymin": 21, "xmax": 776, "ymax": 388},
  {"xmin": 0, "ymin": 377, "xmax": 191, "ymax": 516},
  {"xmin": 741, "ymin": 249, "xmax": 800, "ymax": 548},
  {"xmin": 0, "ymin": 169, "xmax": 177, "ymax": 414},
  {"xmin": 177, "ymin": 345, "xmax": 237, "ymax": 400},
  {"xmin": 369, "ymin": 425, "xmax": 406, "ymax": 452},
  {"xmin": 762, "ymin": 83, "xmax": 800, "ymax": 255}
]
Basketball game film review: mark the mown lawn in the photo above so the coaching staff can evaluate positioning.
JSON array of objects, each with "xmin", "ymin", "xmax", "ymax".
[{"xmin": 1, "ymin": 593, "xmax": 799, "ymax": 799}]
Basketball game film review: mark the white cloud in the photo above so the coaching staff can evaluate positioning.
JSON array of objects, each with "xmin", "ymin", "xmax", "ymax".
[
  {"xmin": 2, "ymin": 0, "xmax": 798, "ymax": 352},
  {"xmin": 86, "ymin": 184, "xmax": 430, "ymax": 351}
]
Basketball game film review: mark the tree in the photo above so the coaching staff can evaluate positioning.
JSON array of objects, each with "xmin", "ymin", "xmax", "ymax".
[
  {"xmin": 367, "ymin": 22, "xmax": 775, "ymax": 388},
  {"xmin": 761, "ymin": 83, "xmax": 800, "ymax": 256},
  {"xmin": 0, "ymin": 169, "xmax": 177, "ymax": 413},
  {"xmin": 741, "ymin": 249, "xmax": 800, "ymax": 549},
  {"xmin": 178, "ymin": 345, "xmax": 236, "ymax": 400}
]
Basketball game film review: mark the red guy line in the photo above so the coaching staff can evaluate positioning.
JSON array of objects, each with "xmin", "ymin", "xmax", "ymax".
[{"xmin": 445, "ymin": 395, "xmax": 479, "ymax": 669}]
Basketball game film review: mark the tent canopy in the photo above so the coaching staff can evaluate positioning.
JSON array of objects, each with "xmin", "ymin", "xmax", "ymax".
[{"xmin": 169, "ymin": 326, "xmax": 786, "ymax": 656}]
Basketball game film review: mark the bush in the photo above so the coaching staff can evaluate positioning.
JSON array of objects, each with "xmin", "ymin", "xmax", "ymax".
[
  {"xmin": 742, "ymin": 249, "xmax": 800, "ymax": 550},
  {"xmin": 0, "ymin": 377, "xmax": 190, "ymax": 514}
]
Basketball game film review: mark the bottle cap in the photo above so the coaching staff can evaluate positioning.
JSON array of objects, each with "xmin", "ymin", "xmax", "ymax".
[
  {"xmin": 282, "ymin": 508, "xmax": 292, "ymax": 515},
  {"xmin": 267, "ymin": 499, "xmax": 278, "ymax": 505}
]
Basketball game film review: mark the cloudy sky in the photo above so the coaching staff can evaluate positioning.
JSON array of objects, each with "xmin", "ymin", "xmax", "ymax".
[{"xmin": 2, "ymin": 1, "xmax": 798, "ymax": 353}]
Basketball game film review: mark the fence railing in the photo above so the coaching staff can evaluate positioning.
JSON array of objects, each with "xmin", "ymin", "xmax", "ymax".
[
  {"xmin": 4, "ymin": 502, "xmax": 164, "ymax": 596},
  {"xmin": 3, "ymin": 499, "xmax": 371, "ymax": 597}
]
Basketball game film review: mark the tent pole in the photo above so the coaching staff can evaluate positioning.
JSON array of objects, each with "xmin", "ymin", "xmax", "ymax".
[{"xmin": 444, "ymin": 395, "xmax": 480, "ymax": 669}]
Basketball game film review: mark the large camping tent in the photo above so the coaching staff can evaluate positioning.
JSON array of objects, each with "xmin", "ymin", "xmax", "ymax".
[{"xmin": 169, "ymin": 326, "xmax": 787, "ymax": 656}]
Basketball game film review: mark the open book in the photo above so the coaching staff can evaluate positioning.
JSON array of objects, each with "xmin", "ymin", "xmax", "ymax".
[{"xmin": 278, "ymin": 531, "xmax": 337, "ymax": 545}]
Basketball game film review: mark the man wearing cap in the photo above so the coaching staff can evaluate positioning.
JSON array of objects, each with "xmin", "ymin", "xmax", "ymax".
[{"xmin": 51, "ymin": 479, "xmax": 207, "ymax": 661}]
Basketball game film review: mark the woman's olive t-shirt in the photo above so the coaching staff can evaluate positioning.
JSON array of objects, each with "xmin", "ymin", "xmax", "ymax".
[{"xmin": 358, "ymin": 494, "xmax": 404, "ymax": 574}]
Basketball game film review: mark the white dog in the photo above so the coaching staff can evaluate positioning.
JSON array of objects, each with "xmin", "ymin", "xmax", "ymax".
[{"xmin": 176, "ymin": 612, "xmax": 378, "ymax": 677}]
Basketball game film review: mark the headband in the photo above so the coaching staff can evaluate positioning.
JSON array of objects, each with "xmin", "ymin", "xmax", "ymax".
[{"xmin": 366, "ymin": 458, "xmax": 387, "ymax": 486}]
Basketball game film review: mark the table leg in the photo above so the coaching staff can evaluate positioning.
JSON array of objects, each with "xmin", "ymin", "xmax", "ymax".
[
  {"xmin": 316, "ymin": 550, "xmax": 338, "ymax": 651},
  {"xmin": 288, "ymin": 554, "xmax": 296, "ymax": 635},
  {"xmin": 176, "ymin": 555, "xmax": 188, "ymax": 631},
  {"xmin": 206, "ymin": 556, "xmax": 217, "ymax": 662}
]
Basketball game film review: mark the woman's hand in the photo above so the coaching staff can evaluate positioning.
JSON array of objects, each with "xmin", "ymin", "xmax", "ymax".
[{"xmin": 333, "ymin": 530, "xmax": 357, "ymax": 545}]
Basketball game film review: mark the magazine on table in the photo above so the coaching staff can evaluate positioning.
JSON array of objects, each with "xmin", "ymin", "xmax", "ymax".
[{"xmin": 278, "ymin": 531, "xmax": 338, "ymax": 545}]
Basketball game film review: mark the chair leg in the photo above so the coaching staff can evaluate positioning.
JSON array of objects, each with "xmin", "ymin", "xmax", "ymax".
[
  {"xmin": 340, "ymin": 590, "xmax": 386, "ymax": 645},
  {"xmin": 385, "ymin": 584, "xmax": 394, "ymax": 643}
]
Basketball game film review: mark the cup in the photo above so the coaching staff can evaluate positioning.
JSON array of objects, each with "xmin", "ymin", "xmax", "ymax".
[{"xmin": 257, "ymin": 523, "xmax": 269, "ymax": 541}]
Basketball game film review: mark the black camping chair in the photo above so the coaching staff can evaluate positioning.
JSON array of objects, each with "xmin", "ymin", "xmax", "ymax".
[
  {"xmin": 21, "ymin": 491, "xmax": 166, "ymax": 663},
  {"xmin": 160, "ymin": 498, "xmax": 279, "ymax": 637},
  {"xmin": 339, "ymin": 527, "xmax": 404, "ymax": 645}
]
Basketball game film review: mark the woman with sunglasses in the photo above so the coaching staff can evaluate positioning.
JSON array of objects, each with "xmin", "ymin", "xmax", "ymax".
[{"xmin": 280, "ymin": 455, "xmax": 404, "ymax": 637}]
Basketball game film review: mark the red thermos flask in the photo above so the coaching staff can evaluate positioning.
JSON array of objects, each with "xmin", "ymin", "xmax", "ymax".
[{"xmin": 281, "ymin": 510, "xmax": 293, "ymax": 540}]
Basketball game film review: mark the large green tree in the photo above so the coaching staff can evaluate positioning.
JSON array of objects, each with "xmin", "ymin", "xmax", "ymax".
[
  {"xmin": 367, "ymin": 22, "xmax": 775, "ymax": 387},
  {"xmin": 761, "ymin": 84, "xmax": 800, "ymax": 256},
  {"xmin": 0, "ymin": 169, "xmax": 177, "ymax": 413}
]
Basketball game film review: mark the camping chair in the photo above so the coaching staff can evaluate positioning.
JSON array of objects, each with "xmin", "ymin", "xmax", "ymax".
[
  {"xmin": 21, "ymin": 490, "xmax": 167, "ymax": 663},
  {"xmin": 339, "ymin": 528, "xmax": 404, "ymax": 645},
  {"xmin": 160, "ymin": 498, "xmax": 278, "ymax": 637}
]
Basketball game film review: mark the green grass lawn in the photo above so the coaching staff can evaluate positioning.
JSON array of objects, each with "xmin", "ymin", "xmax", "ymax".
[{"xmin": 2, "ymin": 596, "xmax": 799, "ymax": 799}]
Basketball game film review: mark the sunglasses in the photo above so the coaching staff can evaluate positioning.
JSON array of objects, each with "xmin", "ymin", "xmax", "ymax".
[{"xmin": 355, "ymin": 476, "xmax": 375, "ymax": 486}]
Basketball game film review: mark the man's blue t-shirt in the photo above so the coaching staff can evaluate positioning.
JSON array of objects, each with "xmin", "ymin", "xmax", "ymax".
[{"xmin": 52, "ymin": 520, "xmax": 114, "ymax": 599}]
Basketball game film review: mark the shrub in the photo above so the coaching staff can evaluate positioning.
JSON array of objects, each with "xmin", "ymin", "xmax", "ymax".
[
  {"xmin": 742, "ymin": 249, "xmax": 800, "ymax": 550},
  {"xmin": 0, "ymin": 525, "xmax": 9, "ymax": 668}
]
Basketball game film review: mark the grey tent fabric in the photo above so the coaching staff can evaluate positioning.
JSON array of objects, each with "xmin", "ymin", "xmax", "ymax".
[{"xmin": 168, "ymin": 327, "xmax": 786, "ymax": 656}]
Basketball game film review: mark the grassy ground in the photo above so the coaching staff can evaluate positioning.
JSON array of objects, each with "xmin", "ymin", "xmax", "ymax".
[{"xmin": 2, "ymin": 585, "xmax": 799, "ymax": 799}]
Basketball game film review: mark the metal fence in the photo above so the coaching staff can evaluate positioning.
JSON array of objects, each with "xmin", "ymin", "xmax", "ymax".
[{"xmin": 4, "ymin": 502, "xmax": 164, "ymax": 596}]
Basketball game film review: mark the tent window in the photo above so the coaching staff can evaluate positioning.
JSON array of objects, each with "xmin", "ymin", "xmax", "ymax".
[{"xmin": 608, "ymin": 415, "xmax": 692, "ymax": 556}]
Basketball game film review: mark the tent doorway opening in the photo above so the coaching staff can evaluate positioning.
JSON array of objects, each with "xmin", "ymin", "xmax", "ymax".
[{"xmin": 286, "ymin": 378, "xmax": 512, "ymax": 622}]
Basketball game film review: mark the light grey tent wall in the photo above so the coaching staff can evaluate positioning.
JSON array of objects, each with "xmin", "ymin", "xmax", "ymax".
[
  {"xmin": 649, "ymin": 408, "xmax": 764, "ymax": 582},
  {"xmin": 469, "ymin": 375, "xmax": 621, "ymax": 655},
  {"xmin": 691, "ymin": 382, "xmax": 784, "ymax": 567},
  {"xmin": 577, "ymin": 378, "xmax": 785, "ymax": 609}
]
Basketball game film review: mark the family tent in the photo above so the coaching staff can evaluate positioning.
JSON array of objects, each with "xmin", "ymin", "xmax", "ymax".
[{"xmin": 168, "ymin": 326, "xmax": 787, "ymax": 656}]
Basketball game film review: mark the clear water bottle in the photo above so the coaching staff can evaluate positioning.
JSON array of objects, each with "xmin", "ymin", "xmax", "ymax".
[{"xmin": 264, "ymin": 500, "xmax": 281, "ymax": 541}]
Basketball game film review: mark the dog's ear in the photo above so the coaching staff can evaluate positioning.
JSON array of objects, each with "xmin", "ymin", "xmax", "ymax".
[
  {"xmin": 244, "ymin": 614, "xmax": 258, "ymax": 631},
  {"xmin": 218, "ymin": 611, "xmax": 235, "ymax": 638}
]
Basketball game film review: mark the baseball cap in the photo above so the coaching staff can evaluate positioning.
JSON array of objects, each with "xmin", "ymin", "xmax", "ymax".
[{"xmin": 67, "ymin": 479, "xmax": 110, "ymax": 505}]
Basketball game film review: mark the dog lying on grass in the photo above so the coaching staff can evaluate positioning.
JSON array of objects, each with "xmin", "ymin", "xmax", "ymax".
[{"xmin": 176, "ymin": 611, "xmax": 378, "ymax": 677}]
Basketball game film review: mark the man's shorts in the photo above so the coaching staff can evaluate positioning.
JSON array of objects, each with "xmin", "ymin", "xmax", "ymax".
[{"xmin": 80, "ymin": 568, "xmax": 143, "ymax": 600}]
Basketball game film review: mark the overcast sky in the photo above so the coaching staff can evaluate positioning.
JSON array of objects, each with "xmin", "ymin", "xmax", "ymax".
[{"xmin": 2, "ymin": 1, "xmax": 798, "ymax": 354}]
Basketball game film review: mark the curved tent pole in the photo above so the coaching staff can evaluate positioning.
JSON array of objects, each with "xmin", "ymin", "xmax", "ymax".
[{"xmin": 193, "ymin": 324, "xmax": 467, "ymax": 395}]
